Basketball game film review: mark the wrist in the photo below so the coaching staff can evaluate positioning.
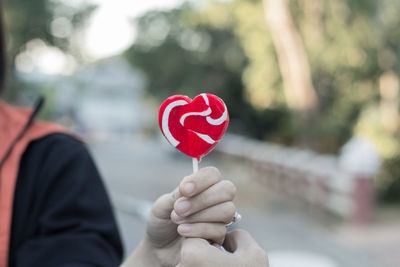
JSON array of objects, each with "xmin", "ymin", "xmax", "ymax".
[{"xmin": 121, "ymin": 237, "xmax": 162, "ymax": 267}]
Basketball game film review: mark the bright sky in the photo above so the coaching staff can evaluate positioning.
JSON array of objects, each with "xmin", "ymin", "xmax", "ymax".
[
  {"xmin": 83, "ymin": 0, "xmax": 185, "ymax": 59},
  {"xmin": 17, "ymin": 0, "xmax": 185, "ymax": 75}
]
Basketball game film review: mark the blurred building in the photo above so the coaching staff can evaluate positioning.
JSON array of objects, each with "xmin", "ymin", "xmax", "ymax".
[
  {"xmin": 74, "ymin": 57, "xmax": 148, "ymax": 141},
  {"xmin": 17, "ymin": 56, "xmax": 149, "ymax": 141}
]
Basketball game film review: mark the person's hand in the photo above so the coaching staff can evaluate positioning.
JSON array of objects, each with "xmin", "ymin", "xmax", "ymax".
[
  {"xmin": 122, "ymin": 167, "xmax": 237, "ymax": 267},
  {"xmin": 177, "ymin": 229, "xmax": 269, "ymax": 267}
]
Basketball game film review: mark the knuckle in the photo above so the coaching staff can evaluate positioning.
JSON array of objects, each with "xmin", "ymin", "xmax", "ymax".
[
  {"xmin": 216, "ymin": 225, "xmax": 228, "ymax": 242},
  {"xmin": 220, "ymin": 180, "xmax": 237, "ymax": 200},
  {"xmin": 222, "ymin": 202, "xmax": 236, "ymax": 223},
  {"xmin": 200, "ymin": 223, "xmax": 226, "ymax": 239},
  {"xmin": 208, "ymin": 224, "xmax": 226, "ymax": 241},
  {"xmin": 215, "ymin": 223, "xmax": 227, "ymax": 235},
  {"xmin": 196, "ymin": 192, "xmax": 208, "ymax": 209},
  {"xmin": 219, "ymin": 224, "xmax": 228, "ymax": 236},
  {"xmin": 252, "ymin": 247, "xmax": 268, "ymax": 262},
  {"xmin": 193, "ymin": 223, "xmax": 206, "ymax": 238},
  {"xmin": 197, "ymin": 224, "xmax": 207, "ymax": 236},
  {"xmin": 204, "ymin": 166, "xmax": 222, "ymax": 182}
]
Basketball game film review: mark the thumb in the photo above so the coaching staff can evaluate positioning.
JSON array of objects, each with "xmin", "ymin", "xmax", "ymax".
[
  {"xmin": 223, "ymin": 229, "xmax": 260, "ymax": 253},
  {"xmin": 150, "ymin": 186, "xmax": 182, "ymax": 220},
  {"xmin": 179, "ymin": 238, "xmax": 232, "ymax": 267},
  {"xmin": 224, "ymin": 230, "xmax": 269, "ymax": 266},
  {"xmin": 146, "ymin": 186, "xmax": 182, "ymax": 248}
]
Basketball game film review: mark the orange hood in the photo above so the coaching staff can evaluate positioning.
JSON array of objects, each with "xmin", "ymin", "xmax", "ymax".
[{"xmin": 0, "ymin": 98, "xmax": 66, "ymax": 267}]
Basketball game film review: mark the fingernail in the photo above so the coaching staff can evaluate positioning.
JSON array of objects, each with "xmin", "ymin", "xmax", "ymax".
[
  {"xmin": 183, "ymin": 182, "xmax": 195, "ymax": 195},
  {"xmin": 171, "ymin": 210, "xmax": 184, "ymax": 223},
  {"xmin": 178, "ymin": 224, "xmax": 191, "ymax": 234},
  {"xmin": 176, "ymin": 200, "xmax": 191, "ymax": 214}
]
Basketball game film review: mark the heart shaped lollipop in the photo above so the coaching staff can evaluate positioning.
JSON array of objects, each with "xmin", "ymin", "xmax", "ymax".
[{"xmin": 159, "ymin": 93, "xmax": 229, "ymax": 161}]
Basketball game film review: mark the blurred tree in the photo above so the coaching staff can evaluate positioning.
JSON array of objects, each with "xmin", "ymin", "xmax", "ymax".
[
  {"xmin": 197, "ymin": 0, "xmax": 391, "ymax": 150},
  {"xmin": 125, "ymin": 6, "xmax": 291, "ymax": 138},
  {"xmin": 264, "ymin": 0, "xmax": 318, "ymax": 113},
  {"xmin": 126, "ymin": 0, "xmax": 400, "ymax": 201},
  {"xmin": 2, "ymin": 0, "xmax": 96, "ymax": 99}
]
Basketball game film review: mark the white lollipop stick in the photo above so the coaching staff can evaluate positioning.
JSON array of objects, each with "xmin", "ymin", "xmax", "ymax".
[{"xmin": 192, "ymin": 158, "xmax": 198, "ymax": 173}]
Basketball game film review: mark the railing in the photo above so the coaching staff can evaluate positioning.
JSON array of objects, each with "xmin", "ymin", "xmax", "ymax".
[{"xmin": 217, "ymin": 134, "xmax": 376, "ymax": 223}]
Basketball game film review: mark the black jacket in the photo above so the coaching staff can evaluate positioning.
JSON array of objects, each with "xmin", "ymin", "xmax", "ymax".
[{"xmin": 8, "ymin": 133, "xmax": 123, "ymax": 266}]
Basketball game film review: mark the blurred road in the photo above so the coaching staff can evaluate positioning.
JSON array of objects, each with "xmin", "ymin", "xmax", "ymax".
[{"xmin": 89, "ymin": 135, "xmax": 386, "ymax": 267}]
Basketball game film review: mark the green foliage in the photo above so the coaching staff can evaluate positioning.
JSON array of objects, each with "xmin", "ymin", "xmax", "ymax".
[
  {"xmin": 125, "ymin": 6, "xmax": 290, "ymax": 138},
  {"xmin": 4, "ymin": 0, "xmax": 95, "ymax": 57},
  {"xmin": 378, "ymin": 156, "xmax": 400, "ymax": 202},
  {"xmin": 125, "ymin": 0, "xmax": 400, "ymax": 201},
  {"xmin": 2, "ymin": 0, "xmax": 96, "ymax": 100}
]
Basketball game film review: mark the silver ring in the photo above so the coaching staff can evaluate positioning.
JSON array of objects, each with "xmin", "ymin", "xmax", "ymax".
[{"xmin": 225, "ymin": 212, "xmax": 242, "ymax": 227}]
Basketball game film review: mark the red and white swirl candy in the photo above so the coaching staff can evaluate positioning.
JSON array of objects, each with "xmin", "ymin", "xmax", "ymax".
[{"xmin": 158, "ymin": 93, "xmax": 229, "ymax": 160}]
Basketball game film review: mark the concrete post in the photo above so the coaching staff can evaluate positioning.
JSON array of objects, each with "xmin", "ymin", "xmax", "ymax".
[
  {"xmin": 352, "ymin": 175, "xmax": 374, "ymax": 223},
  {"xmin": 339, "ymin": 137, "xmax": 381, "ymax": 224}
]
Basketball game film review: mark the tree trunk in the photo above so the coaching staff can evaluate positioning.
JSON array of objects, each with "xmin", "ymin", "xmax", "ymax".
[
  {"xmin": 263, "ymin": 0, "xmax": 318, "ymax": 113},
  {"xmin": 301, "ymin": 0, "xmax": 324, "ymax": 47},
  {"xmin": 379, "ymin": 71, "xmax": 399, "ymax": 133}
]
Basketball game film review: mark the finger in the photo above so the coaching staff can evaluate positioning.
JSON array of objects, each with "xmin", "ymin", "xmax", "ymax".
[
  {"xmin": 151, "ymin": 186, "xmax": 181, "ymax": 220},
  {"xmin": 174, "ymin": 180, "xmax": 236, "ymax": 217},
  {"xmin": 223, "ymin": 229, "xmax": 259, "ymax": 253},
  {"xmin": 179, "ymin": 167, "xmax": 222, "ymax": 197},
  {"xmin": 177, "ymin": 223, "xmax": 227, "ymax": 244},
  {"xmin": 171, "ymin": 201, "xmax": 235, "ymax": 224},
  {"xmin": 224, "ymin": 230, "xmax": 269, "ymax": 266},
  {"xmin": 179, "ymin": 238, "xmax": 224, "ymax": 267}
]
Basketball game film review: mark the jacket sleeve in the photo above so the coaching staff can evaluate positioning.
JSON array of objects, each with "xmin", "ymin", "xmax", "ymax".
[{"xmin": 13, "ymin": 134, "xmax": 123, "ymax": 267}]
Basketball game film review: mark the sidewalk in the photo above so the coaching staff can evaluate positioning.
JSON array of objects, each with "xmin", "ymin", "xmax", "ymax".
[{"xmin": 89, "ymin": 136, "xmax": 390, "ymax": 266}]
